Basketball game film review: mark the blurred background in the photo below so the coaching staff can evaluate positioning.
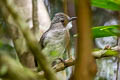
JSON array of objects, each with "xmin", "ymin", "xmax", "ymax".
[{"xmin": 0, "ymin": 0, "xmax": 120, "ymax": 80}]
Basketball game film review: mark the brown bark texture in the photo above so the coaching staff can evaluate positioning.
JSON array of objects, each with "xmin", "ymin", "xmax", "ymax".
[{"xmin": 73, "ymin": 0, "xmax": 97, "ymax": 80}]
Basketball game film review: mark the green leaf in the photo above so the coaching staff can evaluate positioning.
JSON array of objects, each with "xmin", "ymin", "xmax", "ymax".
[
  {"xmin": 91, "ymin": 0, "xmax": 120, "ymax": 11},
  {"xmin": 92, "ymin": 25, "xmax": 120, "ymax": 38}
]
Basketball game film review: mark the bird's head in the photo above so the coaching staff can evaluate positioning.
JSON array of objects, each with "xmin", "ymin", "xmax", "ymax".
[{"xmin": 51, "ymin": 13, "xmax": 77, "ymax": 29}]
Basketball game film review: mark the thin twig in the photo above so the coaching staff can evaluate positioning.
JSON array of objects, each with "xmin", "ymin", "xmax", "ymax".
[
  {"xmin": 116, "ymin": 37, "xmax": 120, "ymax": 80},
  {"xmin": 32, "ymin": 0, "xmax": 39, "ymax": 33}
]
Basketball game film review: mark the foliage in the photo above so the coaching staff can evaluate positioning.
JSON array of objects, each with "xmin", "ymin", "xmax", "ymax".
[
  {"xmin": 91, "ymin": 0, "xmax": 120, "ymax": 11},
  {"xmin": 0, "ymin": 0, "xmax": 120, "ymax": 80},
  {"xmin": 92, "ymin": 25, "xmax": 120, "ymax": 38}
]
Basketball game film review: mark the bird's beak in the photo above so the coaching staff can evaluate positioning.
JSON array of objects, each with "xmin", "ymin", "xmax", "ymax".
[{"xmin": 69, "ymin": 17, "xmax": 77, "ymax": 22}]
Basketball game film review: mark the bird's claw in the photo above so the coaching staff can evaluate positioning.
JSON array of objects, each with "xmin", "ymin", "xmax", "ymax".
[{"xmin": 52, "ymin": 58, "xmax": 65, "ymax": 66}]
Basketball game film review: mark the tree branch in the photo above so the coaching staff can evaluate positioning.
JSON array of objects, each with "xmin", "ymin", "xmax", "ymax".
[
  {"xmin": 53, "ymin": 58, "xmax": 75, "ymax": 72},
  {"xmin": 37, "ymin": 48, "xmax": 119, "ymax": 73},
  {"xmin": 0, "ymin": 0, "xmax": 58, "ymax": 80},
  {"xmin": 0, "ymin": 49, "xmax": 118, "ymax": 80},
  {"xmin": 116, "ymin": 37, "xmax": 120, "ymax": 80},
  {"xmin": 0, "ymin": 54, "xmax": 45, "ymax": 80},
  {"xmin": 0, "ymin": 1, "xmax": 35, "ymax": 68},
  {"xmin": 32, "ymin": 0, "xmax": 39, "ymax": 33},
  {"xmin": 73, "ymin": 0, "xmax": 97, "ymax": 79},
  {"xmin": 52, "ymin": 48, "xmax": 119, "ymax": 72}
]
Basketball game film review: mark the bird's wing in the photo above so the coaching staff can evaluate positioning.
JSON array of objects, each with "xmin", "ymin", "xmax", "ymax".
[{"xmin": 39, "ymin": 31, "xmax": 48, "ymax": 49}]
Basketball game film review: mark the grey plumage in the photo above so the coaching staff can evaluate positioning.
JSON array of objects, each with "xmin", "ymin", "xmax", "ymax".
[{"xmin": 39, "ymin": 13, "xmax": 76, "ymax": 65}]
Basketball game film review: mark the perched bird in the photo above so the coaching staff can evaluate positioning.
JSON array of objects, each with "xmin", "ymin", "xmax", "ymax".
[{"xmin": 39, "ymin": 13, "xmax": 76, "ymax": 66}]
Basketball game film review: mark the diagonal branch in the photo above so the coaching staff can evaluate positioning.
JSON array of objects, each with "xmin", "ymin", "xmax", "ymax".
[
  {"xmin": 0, "ymin": 54, "xmax": 45, "ymax": 80},
  {"xmin": 0, "ymin": 1, "xmax": 35, "ymax": 68},
  {"xmin": 0, "ymin": 0, "xmax": 58, "ymax": 80}
]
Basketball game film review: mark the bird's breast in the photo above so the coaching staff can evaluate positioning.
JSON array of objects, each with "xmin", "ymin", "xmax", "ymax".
[{"xmin": 42, "ymin": 28, "xmax": 70, "ymax": 63}]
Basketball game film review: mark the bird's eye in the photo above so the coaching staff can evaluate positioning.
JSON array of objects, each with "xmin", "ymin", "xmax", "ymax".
[{"xmin": 61, "ymin": 20, "xmax": 64, "ymax": 23}]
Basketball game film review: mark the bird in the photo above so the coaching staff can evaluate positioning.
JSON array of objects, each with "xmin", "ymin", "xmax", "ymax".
[{"xmin": 39, "ymin": 12, "xmax": 76, "ymax": 66}]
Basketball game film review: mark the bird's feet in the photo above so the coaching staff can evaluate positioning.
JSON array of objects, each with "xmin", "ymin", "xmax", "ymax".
[{"xmin": 52, "ymin": 58, "xmax": 65, "ymax": 67}]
